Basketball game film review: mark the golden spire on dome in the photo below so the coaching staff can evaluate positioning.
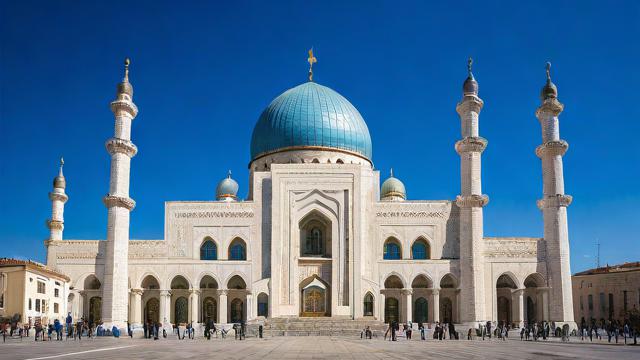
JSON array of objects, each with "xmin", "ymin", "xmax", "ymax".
[{"xmin": 307, "ymin": 48, "xmax": 317, "ymax": 82}]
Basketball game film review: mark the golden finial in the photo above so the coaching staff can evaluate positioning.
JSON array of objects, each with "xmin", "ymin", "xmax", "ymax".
[
  {"xmin": 546, "ymin": 62, "xmax": 551, "ymax": 82},
  {"xmin": 124, "ymin": 57, "xmax": 131, "ymax": 82},
  {"xmin": 307, "ymin": 48, "xmax": 317, "ymax": 82}
]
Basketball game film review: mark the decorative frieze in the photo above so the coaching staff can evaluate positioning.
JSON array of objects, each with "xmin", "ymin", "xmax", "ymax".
[
  {"xmin": 455, "ymin": 136, "xmax": 488, "ymax": 154},
  {"xmin": 535, "ymin": 140, "xmax": 568, "ymax": 158},
  {"xmin": 105, "ymin": 137, "xmax": 138, "ymax": 157},
  {"xmin": 536, "ymin": 194, "xmax": 573, "ymax": 209},
  {"xmin": 455, "ymin": 194, "xmax": 489, "ymax": 208},
  {"xmin": 173, "ymin": 211, "xmax": 254, "ymax": 219},
  {"xmin": 103, "ymin": 195, "xmax": 136, "ymax": 210},
  {"xmin": 455, "ymin": 96, "xmax": 483, "ymax": 114},
  {"xmin": 376, "ymin": 211, "xmax": 446, "ymax": 219},
  {"xmin": 484, "ymin": 238, "xmax": 541, "ymax": 258}
]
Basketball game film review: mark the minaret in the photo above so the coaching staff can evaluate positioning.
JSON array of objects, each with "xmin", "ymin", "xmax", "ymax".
[
  {"xmin": 101, "ymin": 58, "xmax": 138, "ymax": 331},
  {"xmin": 45, "ymin": 158, "xmax": 68, "ymax": 268},
  {"xmin": 455, "ymin": 58, "xmax": 489, "ymax": 324},
  {"xmin": 535, "ymin": 62, "xmax": 576, "ymax": 329}
]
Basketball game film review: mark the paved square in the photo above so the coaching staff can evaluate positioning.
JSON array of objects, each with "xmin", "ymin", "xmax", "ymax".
[{"xmin": 1, "ymin": 337, "xmax": 638, "ymax": 360}]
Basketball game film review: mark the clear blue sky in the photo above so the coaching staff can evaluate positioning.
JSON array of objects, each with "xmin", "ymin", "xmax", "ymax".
[{"xmin": 1, "ymin": 1, "xmax": 638, "ymax": 273}]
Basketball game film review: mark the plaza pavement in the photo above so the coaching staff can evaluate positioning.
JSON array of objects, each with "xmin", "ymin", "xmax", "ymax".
[{"xmin": 1, "ymin": 336, "xmax": 638, "ymax": 360}]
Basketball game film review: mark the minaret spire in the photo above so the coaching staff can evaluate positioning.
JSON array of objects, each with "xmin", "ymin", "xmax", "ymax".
[
  {"xmin": 535, "ymin": 61, "xmax": 576, "ymax": 330},
  {"xmin": 45, "ymin": 157, "xmax": 69, "ymax": 269},
  {"xmin": 455, "ymin": 57, "xmax": 489, "ymax": 325},
  {"xmin": 102, "ymin": 57, "xmax": 139, "ymax": 332}
]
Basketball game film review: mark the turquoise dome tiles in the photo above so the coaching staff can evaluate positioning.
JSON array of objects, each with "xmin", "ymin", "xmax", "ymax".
[{"xmin": 250, "ymin": 82, "xmax": 373, "ymax": 161}]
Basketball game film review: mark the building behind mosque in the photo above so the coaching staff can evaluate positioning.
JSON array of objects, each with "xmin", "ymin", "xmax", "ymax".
[{"xmin": 41, "ymin": 54, "xmax": 577, "ymax": 334}]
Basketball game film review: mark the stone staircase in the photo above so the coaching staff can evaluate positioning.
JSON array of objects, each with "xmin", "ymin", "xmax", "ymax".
[{"xmin": 248, "ymin": 317, "xmax": 387, "ymax": 337}]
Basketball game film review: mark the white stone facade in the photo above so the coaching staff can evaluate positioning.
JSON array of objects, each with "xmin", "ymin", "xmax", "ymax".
[{"xmin": 44, "ymin": 59, "xmax": 576, "ymax": 333}]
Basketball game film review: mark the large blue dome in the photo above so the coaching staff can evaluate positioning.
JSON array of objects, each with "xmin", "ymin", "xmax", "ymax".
[{"xmin": 250, "ymin": 82, "xmax": 373, "ymax": 162}]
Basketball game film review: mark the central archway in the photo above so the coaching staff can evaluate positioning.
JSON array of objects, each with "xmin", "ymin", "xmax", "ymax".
[{"xmin": 299, "ymin": 276, "xmax": 330, "ymax": 317}]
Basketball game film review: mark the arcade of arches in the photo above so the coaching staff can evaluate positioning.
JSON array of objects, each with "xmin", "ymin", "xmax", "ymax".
[
  {"xmin": 67, "ymin": 273, "xmax": 253, "ymax": 326},
  {"xmin": 495, "ymin": 273, "xmax": 549, "ymax": 327}
]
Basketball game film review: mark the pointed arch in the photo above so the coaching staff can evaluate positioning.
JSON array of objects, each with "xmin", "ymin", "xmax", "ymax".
[
  {"xmin": 200, "ymin": 237, "xmax": 218, "ymax": 260},
  {"xmin": 496, "ymin": 272, "xmax": 519, "ymax": 289},
  {"xmin": 383, "ymin": 273, "xmax": 405, "ymax": 289},
  {"xmin": 363, "ymin": 292, "xmax": 374, "ymax": 316},
  {"xmin": 170, "ymin": 275, "xmax": 190, "ymax": 290},
  {"xmin": 140, "ymin": 274, "xmax": 160, "ymax": 290},
  {"xmin": 84, "ymin": 275, "xmax": 101, "ymax": 290},
  {"xmin": 227, "ymin": 274, "xmax": 247, "ymax": 290},
  {"xmin": 383, "ymin": 237, "xmax": 402, "ymax": 260},
  {"xmin": 228, "ymin": 237, "xmax": 247, "ymax": 260},
  {"xmin": 411, "ymin": 237, "xmax": 431, "ymax": 260},
  {"xmin": 439, "ymin": 273, "xmax": 458, "ymax": 289},
  {"xmin": 196, "ymin": 272, "xmax": 221, "ymax": 289},
  {"xmin": 524, "ymin": 273, "xmax": 546, "ymax": 288},
  {"xmin": 411, "ymin": 274, "xmax": 433, "ymax": 289}
]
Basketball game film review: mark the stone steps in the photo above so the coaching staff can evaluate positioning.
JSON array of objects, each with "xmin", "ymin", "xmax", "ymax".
[{"xmin": 247, "ymin": 317, "xmax": 387, "ymax": 337}]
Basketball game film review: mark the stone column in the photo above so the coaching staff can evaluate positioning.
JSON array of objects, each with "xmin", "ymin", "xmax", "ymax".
[
  {"xmin": 101, "ymin": 59, "xmax": 139, "ymax": 332},
  {"xmin": 542, "ymin": 288, "xmax": 550, "ymax": 321},
  {"xmin": 432, "ymin": 289, "xmax": 440, "ymax": 323},
  {"xmin": 535, "ymin": 63, "xmax": 576, "ymax": 330},
  {"xmin": 131, "ymin": 289, "xmax": 143, "ymax": 326},
  {"xmin": 246, "ymin": 292, "xmax": 253, "ymax": 321},
  {"xmin": 77, "ymin": 291, "xmax": 85, "ymax": 320},
  {"xmin": 159, "ymin": 290, "xmax": 169, "ymax": 324},
  {"xmin": 455, "ymin": 59, "xmax": 488, "ymax": 324},
  {"xmin": 403, "ymin": 289, "xmax": 413, "ymax": 323},
  {"xmin": 379, "ymin": 292, "xmax": 386, "ymax": 322},
  {"xmin": 190, "ymin": 289, "xmax": 200, "ymax": 324},
  {"xmin": 455, "ymin": 290, "xmax": 461, "ymax": 323},
  {"xmin": 512, "ymin": 289, "xmax": 524, "ymax": 328},
  {"xmin": 218, "ymin": 290, "xmax": 228, "ymax": 324}
]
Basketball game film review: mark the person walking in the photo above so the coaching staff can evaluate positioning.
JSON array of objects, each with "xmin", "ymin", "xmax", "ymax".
[
  {"xmin": 623, "ymin": 321, "xmax": 630, "ymax": 344},
  {"xmin": 391, "ymin": 320, "xmax": 398, "ymax": 341},
  {"xmin": 407, "ymin": 321, "xmax": 412, "ymax": 340},
  {"xmin": 419, "ymin": 323, "xmax": 425, "ymax": 340},
  {"xmin": 65, "ymin": 312, "xmax": 72, "ymax": 338}
]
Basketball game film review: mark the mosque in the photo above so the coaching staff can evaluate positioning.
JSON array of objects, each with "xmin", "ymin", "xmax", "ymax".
[{"xmin": 43, "ymin": 52, "xmax": 576, "ymax": 334}]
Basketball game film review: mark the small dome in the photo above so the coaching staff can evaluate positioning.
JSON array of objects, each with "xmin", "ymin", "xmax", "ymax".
[
  {"xmin": 463, "ymin": 58, "xmax": 478, "ymax": 96},
  {"xmin": 540, "ymin": 62, "xmax": 558, "ymax": 101},
  {"xmin": 53, "ymin": 158, "xmax": 66, "ymax": 189},
  {"xmin": 53, "ymin": 175, "xmax": 66, "ymax": 189},
  {"xmin": 381, "ymin": 169, "xmax": 406, "ymax": 201},
  {"xmin": 216, "ymin": 171, "xmax": 239, "ymax": 201},
  {"xmin": 250, "ymin": 82, "xmax": 372, "ymax": 163}
]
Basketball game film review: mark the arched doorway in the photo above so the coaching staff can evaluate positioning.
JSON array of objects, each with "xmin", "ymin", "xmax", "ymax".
[
  {"xmin": 440, "ymin": 297, "xmax": 453, "ymax": 323},
  {"xmin": 174, "ymin": 297, "xmax": 188, "ymax": 325},
  {"xmin": 524, "ymin": 273, "xmax": 545, "ymax": 323},
  {"xmin": 363, "ymin": 293, "xmax": 374, "ymax": 317},
  {"xmin": 414, "ymin": 297, "xmax": 428, "ymax": 323},
  {"xmin": 385, "ymin": 297, "xmax": 399, "ymax": 323},
  {"xmin": 89, "ymin": 296, "xmax": 101, "ymax": 325},
  {"xmin": 230, "ymin": 299, "xmax": 243, "ymax": 323},
  {"xmin": 498, "ymin": 296, "xmax": 511, "ymax": 324},
  {"xmin": 145, "ymin": 298, "xmax": 160, "ymax": 324},
  {"xmin": 202, "ymin": 297, "xmax": 217, "ymax": 323},
  {"xmin": 257, "ymin": 293, "xmax": 268, "ymax": 317},
  {"xmin": 526, "ymin": 296, "xmax": 536, "ymax": 323},
  {"xmin": 300, "ymin": 276, "xmax": 330, "ymax": 317},
  {"xmin": 496, "ymin": 273, "xmax": 518, "ymax": 326}
]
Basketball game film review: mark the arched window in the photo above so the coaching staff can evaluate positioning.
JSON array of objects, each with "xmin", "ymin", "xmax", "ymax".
[
  {"xmin": 306, "ymin": 228, "xmax": 323, "ymax": 255},
  {"xmin": 411, "ymin": 239, "xmax": 430, "ymax": 260},
  {"xmin": 200, "ymin": 239, "xmax": 217, "ymax": 260},
  {"xmin": 257, "ymin": 293, "xmax": 268, "ymax": 317},
  {"xmin": 228, "ymin": 238, "xmax": 246, "ymax": 260},
  {"xmin": 363, "ymin": 293, "xmax": 374, "ymax": 316},
  {"xmin": 383, "ymin": 238, "xmax": 401, "ymax": 260}
]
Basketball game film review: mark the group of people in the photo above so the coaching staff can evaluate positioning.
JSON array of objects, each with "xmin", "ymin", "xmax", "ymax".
[
  {"xmin": 381, "ymin": 321, "xmax": 458, "ymax": 341},
  {"xmin": 579, "ymin": 318, "xmax": 636, "ymax": 344}
]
